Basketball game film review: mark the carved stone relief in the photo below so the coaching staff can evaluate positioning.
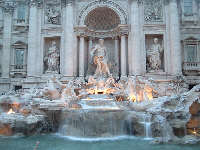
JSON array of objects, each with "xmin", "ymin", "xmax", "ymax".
[
  {"xmin": 146, "ymin": 35, "xmax": 164, "ymax": 73},
  {"xmin": 1, "ymin": 1, "xmax": 16, "ymax": 13},
  {"xmin": 44, "ymin": 0, "xmax": 61, "ymax": 25},
  {"xmin": 144, "ymin": 0, "xmax": 163, "ymax": 23},
  {"xmin": 44, "ymin": 37, "xmax": 60, "ymax": 74}
]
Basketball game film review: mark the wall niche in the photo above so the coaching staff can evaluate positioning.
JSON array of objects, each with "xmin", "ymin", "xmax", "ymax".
[
  {"xmin": 44, "ymin": 37, "xmax": 61, "ymax": 74},
  {"xmin": 145, "ymin": 34, "xmax": 164, "ymax": 73}
]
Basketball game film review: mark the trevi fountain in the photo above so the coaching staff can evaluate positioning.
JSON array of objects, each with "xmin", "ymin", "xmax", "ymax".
[{"xmin": 0, "ymin": 0, "xmax": 200, "ymax": 150}]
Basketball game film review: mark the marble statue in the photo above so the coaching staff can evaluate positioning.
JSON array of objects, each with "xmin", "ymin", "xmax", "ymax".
[
  {"xmin": 147, "ymin": 38, "xmax": 163, "ymax": 71},
  {"xmin": 91, "ymin": 39, "xmax": 111, "ymax": 77},
  {"xmin": 44, "ymin": 41, "xmax": 60, "ymax": 73}
]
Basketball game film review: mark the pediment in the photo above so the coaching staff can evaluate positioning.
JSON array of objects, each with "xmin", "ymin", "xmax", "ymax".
[{"xmin": 184, "ymin": 37, "xmax": 199, "ymax": 41}]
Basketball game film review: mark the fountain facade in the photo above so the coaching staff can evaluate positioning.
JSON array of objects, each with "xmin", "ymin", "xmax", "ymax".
[
  {"xmin": 0, "ymin": 0, "xmax": 199, "ymax": 94},
  {"xmin": 0, "ymin": 0, "xmax": 200, "ymax": 147}
]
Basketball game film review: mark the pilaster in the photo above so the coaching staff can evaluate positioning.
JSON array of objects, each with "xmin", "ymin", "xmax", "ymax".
[
  {"xmin": 1, "ymin": 1, "xmax": 15, "ymax": 78},
  {"xmin": 169, "ymin": 0, "xmax": 182, "ymax": 75}
]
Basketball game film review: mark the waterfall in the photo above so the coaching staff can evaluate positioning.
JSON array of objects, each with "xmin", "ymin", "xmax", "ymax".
[
  {"xmin": 143, "ymin": 114, "xmax": 152, "ymax": 139},
  {"xmin": 58, "ymin": 110, "xmax": 134, "ymax": 138}
]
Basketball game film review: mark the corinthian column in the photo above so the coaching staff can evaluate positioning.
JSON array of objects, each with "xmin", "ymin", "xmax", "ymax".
[
  {"xmin": 62, "ymin": 1, "xmax": 77, "ymax": 77},
  {"xmin": 114, "ymin": 37, "xmax": 120, "ymax": 76},
  {"xmin": 27, "ymin": 1, "xmax": 39, "ymax": 77},
  {"xmin": 169, "ymin": 0, "xmax": 182, "ymax": 75},
  {"xmin": 120, "ymin": 35, "xmax": 127, "ymax": 76},
  {"xmin": 2, "ymin": 3, "xmax": 15, "ymax": 78},
  {"xmin": 129, "ymin": 0, "xmax": 141, "ymax": 75},
  {"xmin": 119, "ymin": 25, "xmax": 129, "ymax": 77},
  {"xmin": 79, "ymin": 36, "xmax": 85, "ymax": 77}
]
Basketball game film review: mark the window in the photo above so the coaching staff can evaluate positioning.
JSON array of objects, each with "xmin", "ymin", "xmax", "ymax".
[
  {"xmin": 185, "ymin": 44, "xmax": 197, "ymax": 62},
  {"xmin": 15, "ymin": 85, "xmax": 22, "ymax": 91},
  {"xmin": 15, "ymin": 49, "xmax": 25, "ymax": 69},
  {"xmin": 184, "ymin": 0, "xmax": 193, "ymax": 15},
  {"xmin": 17, "ymin": 4, "xmax": 26, "ymax": 23}
]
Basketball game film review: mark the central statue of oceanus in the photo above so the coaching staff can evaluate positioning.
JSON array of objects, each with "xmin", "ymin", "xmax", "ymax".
[{"xmin": 91, "ymin": 39, "xmax": 111, "ymax": 78}]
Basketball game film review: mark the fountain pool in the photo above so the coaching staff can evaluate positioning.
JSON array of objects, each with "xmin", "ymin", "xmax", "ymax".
[{"xmin": 0, "ymin": 134, "xmax": 200, "ymax": 150}]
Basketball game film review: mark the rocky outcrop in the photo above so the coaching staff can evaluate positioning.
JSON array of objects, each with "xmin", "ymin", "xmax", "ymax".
[
  {"xmin": 0, "ymin": 79, "xmax": 199, "ymax": 144},
  {"xmin": 0, "ymin": 113, "xmax": 46, "ymax": 136}
]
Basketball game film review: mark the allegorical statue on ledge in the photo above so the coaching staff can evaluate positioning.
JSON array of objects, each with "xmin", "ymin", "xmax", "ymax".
[
  {"xmin": 147, "ymin": 38, "xmax": 163, "ymax": 72},
  {"xmin": 91, "ymin": 39, "xmax": 111, "ymax": 78},
  {"xmin": 44, "ymin": 41, "xmax": 60, "ymax": 74}
]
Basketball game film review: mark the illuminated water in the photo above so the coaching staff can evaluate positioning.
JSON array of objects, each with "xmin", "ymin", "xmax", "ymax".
[{"xmin": 0, "ymin": 134, "xmax": 199, "ymax": 150}]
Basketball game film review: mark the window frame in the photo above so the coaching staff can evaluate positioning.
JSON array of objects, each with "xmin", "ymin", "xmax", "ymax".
[
  {"xmin": 14, "ymin": 48, "xmax": 25, "ymax": 69},
  {"xmin": 183, "ymin": 0, "xmax": 193, "ymax": 16},
  {"xmin": 183, "ymin": 38, "xmax": 199, "ymax": 63}
]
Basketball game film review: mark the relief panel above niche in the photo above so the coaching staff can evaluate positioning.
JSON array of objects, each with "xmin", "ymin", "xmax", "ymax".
[
  {"xmin": 44, "ymin": 0, "xmax": 61, "ymax": 25},
  {"xmin": 144, "ymin": 0, "xmax": 164, "ymax": 24}
]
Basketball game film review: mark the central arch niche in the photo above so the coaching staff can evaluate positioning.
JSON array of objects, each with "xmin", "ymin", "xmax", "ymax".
[
  {"xmin": 76, "ymin": 1, "xmax": 129, "ymax": 78},
  {"xmin": 84, "ymin": 7, "xmax": 120, "ymax": 31}
]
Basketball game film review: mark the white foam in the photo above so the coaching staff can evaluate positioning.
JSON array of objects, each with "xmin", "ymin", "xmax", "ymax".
[{"xmin": 53, "ymin": 134, "xmax": 136, "ymax": 142}]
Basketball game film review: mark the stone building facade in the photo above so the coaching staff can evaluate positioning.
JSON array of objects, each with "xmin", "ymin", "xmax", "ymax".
[{"xmin": 0, "ymin": 0, "xmax": 200, "ymax": 93}]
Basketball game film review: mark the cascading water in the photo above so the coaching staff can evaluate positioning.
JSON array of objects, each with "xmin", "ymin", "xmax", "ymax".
[
  {"xmin": 58, "ymin": 109, "xmax": 134, "ymax": 138},
  {"xmin": 143, "ymin": 114, "xmax": 152, "ymax": 139}
]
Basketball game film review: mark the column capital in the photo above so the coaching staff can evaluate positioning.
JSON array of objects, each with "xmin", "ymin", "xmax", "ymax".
[
  {"xmin": 29, "ymin": 0, "xmax": 43, "ymax": 8},
  {"xmin": 129, "ymin": 0, "xmax": 143, "ymax": 5},
  {"xmin": 114, "ymin": 36, "xmax": 119, "ymax": 40},
  {"xmin": 137, "ymin": 0, "xmax": 143, "ymax": 5},
  {"xmin": 170, "ymin": 0, "xmax": 177, "ymax": 3},
  {"xmin": 118, "ymin": 24, "xmax": 129, "ymax": 37},
  {"xmin": 61, "ymin": 0, "xmax": 74, "ymax": 7},
  {"xmin": 2, "ymin": 1, "xmax": 16, "ymax": 14},
  {"xmin": 74, "ymin": 26, "xmax": 88, "ymax": 37},
  {"xmin": 66, "ymin": 0, "xmax": 73, "ymax": 6}
]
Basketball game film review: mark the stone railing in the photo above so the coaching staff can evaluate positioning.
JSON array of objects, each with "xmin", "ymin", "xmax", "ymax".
[
  {"xmin": 10, "ymin": 65, "xmax": 27, "ymax": 77},
  {"xmin": 183, "ymin": 62, "xmax": 200, "ymax": 71}
]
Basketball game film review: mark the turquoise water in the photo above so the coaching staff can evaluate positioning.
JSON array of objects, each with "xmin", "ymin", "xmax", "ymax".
[{"xmin": 0, "ymin": 134, "xmax": 199, "ymax": 150}]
